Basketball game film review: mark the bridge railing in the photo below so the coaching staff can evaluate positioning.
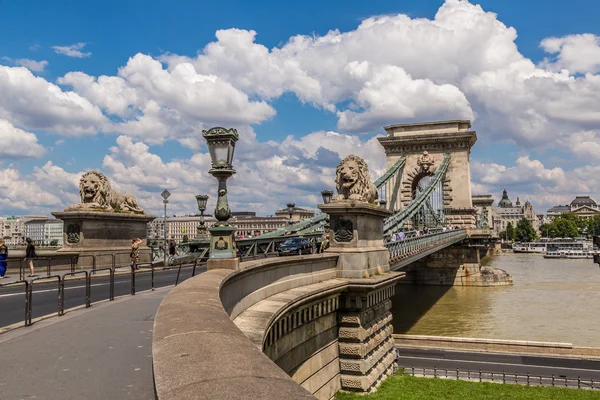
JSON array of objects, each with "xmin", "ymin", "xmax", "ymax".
[
  {"xmin": 0, "ymin": 253, "xmax": 206, "ymax": 329},
  {"xmin": 385, "ymin": 229, "xmax": 467, "ymax": 261}
]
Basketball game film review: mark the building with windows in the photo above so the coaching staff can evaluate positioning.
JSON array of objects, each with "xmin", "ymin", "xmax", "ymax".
[
  {"xmin": 547, "ymin": 196, "xmax": 600, "ymax": 219},
  {"xmin": 491, "ymin": 189, "xmax": 538, "ymax": 233},
  {"xmin": 147, "ymin": 215, "xmax": 217, "ymax": 243},
  {"xmin": 274, "ymin": 206, "xmax": 315, "ymax": 223},
  {"xmin": 230, "ymin": 215, "xmax": 289, "ymax": 238},
  {"xmin": 0, "ymin": 215, "xmax": 48, "ymax": 247},
  {"xmin": 24, "ymin": 218, "xmax": 64, "ymax": 247}
]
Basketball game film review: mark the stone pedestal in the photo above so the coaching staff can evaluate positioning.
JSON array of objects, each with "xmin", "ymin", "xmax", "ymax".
[
  {"xmin": 318, "ymin": 202, "xmax": 392, "ymax": 279},
  {"xmin": 51, "ymin": 211, "xmax": 155, "ymax": 268},
  {"xmin": 206, "ymin": 224, "xmax": 239, "ymax": 270},
  {"xmin": 337, "ymin": 275, "xmax": 402, "ymax": 393}
]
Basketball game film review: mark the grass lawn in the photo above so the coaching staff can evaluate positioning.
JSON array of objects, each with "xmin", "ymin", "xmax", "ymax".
[{"xmin": 335, "ymin": 374, "xmax": 600, "ymax": 400}]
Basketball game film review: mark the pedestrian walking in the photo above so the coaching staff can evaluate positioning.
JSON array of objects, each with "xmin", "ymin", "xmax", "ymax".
[
  {"xmin": 0, "ymin": 239, "xmax": 7, "ymax": 279},
  {"xmin": 168, "ymin": 237, "xmax": 176, "ymax": 257},
  {"xmin": 130, "ymin": 237, "xmax": 142, "ymax": 270},
  {"xmin": 24, "ymin": 237, "xmax": 36, "ymax": 277},
  {"xmin": 319, "ymin": 235, "xmax": 330, "ymax": 253}
]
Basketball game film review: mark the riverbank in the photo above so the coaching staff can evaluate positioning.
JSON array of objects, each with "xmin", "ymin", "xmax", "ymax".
[
  {"xmin": 335, "ymin": 374, "xmax": 600, "ymax": 400},
  {"xmin": 391, "ymin": 253, "xmax": 600, "ymax": 347}
]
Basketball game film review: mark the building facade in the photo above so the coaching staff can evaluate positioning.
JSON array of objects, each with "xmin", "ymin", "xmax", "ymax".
[
  {"xmin": 274, "ymin": 206, "xmax": 315, "ymax": 223},
  {"xmin": 492, "ymin": 189, "xmax": 538, "ymax": 233},
  {"xmin": 230, "ymin": 215, "xmax": 289, "ymax": 238},
  {"xmin": 0, "ymin": 215, "xmax": 49, "ymax": 247},
  {"xmin": 147, "ymin": 215, "xmax": 217, "ymax": 243},
  {"xmin": 24, "ymin": 218, "xmax": 64, "ymax": 247},
  {"xmin": 547, "ymin": 196, "xmax": 600, "ymax": 219}
]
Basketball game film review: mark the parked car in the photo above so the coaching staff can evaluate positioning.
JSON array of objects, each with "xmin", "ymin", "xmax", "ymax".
[{"xmin": 278, "ymin": 238, "xmax": 313, "ymax": 256}]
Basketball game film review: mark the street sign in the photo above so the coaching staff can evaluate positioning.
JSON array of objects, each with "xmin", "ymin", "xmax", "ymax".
[{"xmin": 161, "ymin": 189, "xmax": 171, "ymax": 200}]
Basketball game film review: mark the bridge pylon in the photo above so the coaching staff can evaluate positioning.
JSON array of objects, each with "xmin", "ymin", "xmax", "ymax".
[{"xmin": 378, "ymin": 120, "xmax": 477, "ymax": 230}]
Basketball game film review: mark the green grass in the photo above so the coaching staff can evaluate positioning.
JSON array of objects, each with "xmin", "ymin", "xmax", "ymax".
[{"xmin": 335, "ymin": 374, "xmax": 600, "ymax": 400}]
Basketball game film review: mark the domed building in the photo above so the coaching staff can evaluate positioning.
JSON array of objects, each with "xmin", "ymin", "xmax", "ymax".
[
  {"xmin": 498, "ymin": 189, "xmax": 513, "ymax": 208},
  {"xmin": 547, "ymin": 196, "xmax": 600, "ymax": 219},
  {"xmin": 492, "ymin": 189, "xmax": 539, "ymax": 233}
]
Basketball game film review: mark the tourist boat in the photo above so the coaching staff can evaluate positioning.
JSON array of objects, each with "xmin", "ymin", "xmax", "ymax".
[
  {"xmin": 543, "ymin": 249, "xmax": 599, "ymax": 259},
  {"xmin": 513, "ymin": 238, "xmax": 592, "ymax": 254}
]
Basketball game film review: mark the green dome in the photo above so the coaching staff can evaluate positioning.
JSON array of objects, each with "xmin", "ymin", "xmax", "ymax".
[{"xmin": 498, "ymin": 189, "xmax": 513, "ymax": 208}]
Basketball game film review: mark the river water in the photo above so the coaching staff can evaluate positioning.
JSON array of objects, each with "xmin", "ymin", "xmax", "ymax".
[{"xmin": 391, "ymin": 253, "xmax": 600, "ymax": 347}]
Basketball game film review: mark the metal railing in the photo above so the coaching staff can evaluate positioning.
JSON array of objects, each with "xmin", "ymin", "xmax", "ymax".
[
  {"xmin": 385, "ymin": 229, "xmax": 467, "ymax": 262},
  {"xmin": 0, "ymin": 254, "xmax": 205, "ymax": 328},
  {"xmin": 399, "ymin": 364, "xmax": 599, "ymax": 390}
]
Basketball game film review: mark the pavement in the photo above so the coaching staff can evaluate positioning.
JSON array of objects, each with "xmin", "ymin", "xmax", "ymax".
[
  {"xmin": 396, "ymin": 347, "xmax": 600, "ymax": 387},
  {"xmin": 0, "ymin": 286, "xmax": 171, "ymax": 400},
  {"xmin": 0, "ymin": 266, "xmax": 204, "ymax": 328}
]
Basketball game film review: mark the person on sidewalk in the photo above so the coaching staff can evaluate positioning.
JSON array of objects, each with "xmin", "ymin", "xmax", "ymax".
[
  {"xmin": 319, "ymin": 235, "xmax": 330, "ymax": 253},
  {"xmin": 0, "ymin": 239, "xmax": 7, "ymax": 279},
  {"xmin": 24, "ymin": 238, "xmax": 36, "ymax": 277},
  {"xmin": 130, "ymin": 238, "xmax": 142, "ymax": 270},
  {"xmin": 168, "ymin": 237, "xmax": 176, "ymax": 258}
]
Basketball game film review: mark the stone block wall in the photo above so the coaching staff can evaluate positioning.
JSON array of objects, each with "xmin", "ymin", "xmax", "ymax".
[
  {"xmin": 337, "ymin": 284, "xmax": 397, "ymax": 392},
  {"xmin": 401, "ymin": 244, "xmax": 513, "ymax": 286}
]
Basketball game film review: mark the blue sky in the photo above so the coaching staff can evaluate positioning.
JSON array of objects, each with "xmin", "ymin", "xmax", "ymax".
[{"xmin": 1, "ymin": 0, "xmax": 600, "ymax": 216}]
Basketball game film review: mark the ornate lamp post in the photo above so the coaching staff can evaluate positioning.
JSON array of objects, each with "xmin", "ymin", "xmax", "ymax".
[
  {"xmin": 161, "ymin": 189, "xmax": 171, "ymax": 267},
  {"xmin": 286, "ymin": 202, "xmax": 296, "ymax": 226},
  {"xmin": 321, "ymin": 190, "xmax": 334, "ymax": 232},
  {"xmin": 195, "ymin": 194, "xmax": 209, "ymax": 240},
  {"xmin": 321, "ymin": 190, "xmax": 333, "ymax": 205},
  {"xmin": 202, "ymin": 127, "xmax": 239, "ymax": 270}
]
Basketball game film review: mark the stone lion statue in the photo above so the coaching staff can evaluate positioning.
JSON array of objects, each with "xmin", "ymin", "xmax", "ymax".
[
  {"xmin": 67, "ymin": 170, "xmax": 144, "ymax": 214},
  {"xmin": 332, "ymin": 154, "xmax": 378, "ymax": 204}
]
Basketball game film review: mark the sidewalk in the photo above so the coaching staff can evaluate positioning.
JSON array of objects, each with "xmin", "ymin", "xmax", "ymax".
[{"xmin": 0, "ymin": 286, "xmax": 170, "ymax": 400}]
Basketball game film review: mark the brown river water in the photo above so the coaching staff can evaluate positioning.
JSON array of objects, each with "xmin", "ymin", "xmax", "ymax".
[{"xmin": 391, "ymin": 253, "xmax": 600, "ymax": 347}]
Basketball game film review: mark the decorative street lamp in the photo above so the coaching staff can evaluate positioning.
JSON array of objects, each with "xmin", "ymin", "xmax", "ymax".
[
  {"xmin": 321, "ymin": 190, "xmax": 333, "ymax": 205},
  {"xmin": 196, "ymin": 194, "xmax": 209, "ymax": 240},
  {"xmin": 286, "ymin": 202, "xmax": 296, "ymax": 225},
  {"xmin": 161, "ymin": 189, "xmax": 171, "ymax": 267},
  {"xmin": 202, "ymin": 127, "xmax": 239, "ymax": 269}
]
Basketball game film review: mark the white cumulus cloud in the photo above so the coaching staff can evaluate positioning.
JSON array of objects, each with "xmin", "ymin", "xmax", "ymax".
[
  {"xmin": 0, "ymin": 119, "xmax": 45, "ymax": 158},
  {"xmin": 52, "ymin": 42, "xmax": 91, "ymax": 58}
]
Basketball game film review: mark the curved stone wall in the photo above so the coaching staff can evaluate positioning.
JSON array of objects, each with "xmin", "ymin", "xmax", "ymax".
[{"xmin": 152, "ymin": 254, "xmax": 401, "ymax": 400}]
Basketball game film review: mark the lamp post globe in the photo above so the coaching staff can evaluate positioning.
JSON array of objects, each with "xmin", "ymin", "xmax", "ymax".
[
  {"xmin": 195, "ymin": 194, "xmax": 209, "ymax": 238},
  {"xmin": 286, "ymin": 202, "xmax": 295, "ymax": 226},
  {"xmin": 321, "ymin": 190, "xmax": 333, "ymax": 205}
]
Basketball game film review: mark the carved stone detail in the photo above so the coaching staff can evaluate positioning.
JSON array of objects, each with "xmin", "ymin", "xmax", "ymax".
[
  {"xmin": 65, "ymin": 170, "xmax": 144, "ymax": 214},
  {"xmin": 333, "ymin": 219, "xmax": 353, "ymax": 242},
  {"xmin": 331, "ymin": 154, "xmax": 378, "ymax": 203},
  {"xmin": 66, "ymin": 223, "xmax": 80, "ymax": 243}
]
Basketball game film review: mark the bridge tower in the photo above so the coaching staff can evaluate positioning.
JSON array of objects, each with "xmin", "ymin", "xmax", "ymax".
[{"xmin": 378, "ymin": 120, "xmax": 477, "ymax": 229}]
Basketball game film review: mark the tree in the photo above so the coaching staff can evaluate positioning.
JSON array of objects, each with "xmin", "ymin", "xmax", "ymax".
[
  {"xmin": 50, "ymin": 239, "xmax": 59, "ymax": 246},
  {"xmin": 587, "ymin": 215, "xmax": 600, "ymax": 237},
  {"xmin": 553, "ymin": 217, "xmax": 579, "ymax": 238},
  {"xmin": 505, "ymin": 222, "xmax": 516, "ymax": 242},
  {"xmin": 182, "ymin": 235, "xmax": 189, "ymax": 243},
  {"xmin": 515, "ymin": 218, "xmax": 537, "ymax": 242}
]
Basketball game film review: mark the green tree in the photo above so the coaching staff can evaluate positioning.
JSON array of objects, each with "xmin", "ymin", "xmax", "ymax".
[
  {"xmin": 553, "ymin": 217, "xmax": 579, "ymax": 238},
  {"xmin": 515, "ymin": 218, "xmax": 537, "ymax": 242},
  {"xmin": 561, "ymin": 212, "xmax": 587, "ymax": 235},
  {"xmin": 182, "ymin": 235, "xmax": 189, "ymax": 243},
  {"xmin": 586, "ymin": 215, "xmax": 600, "ymax": 237},
  {"xmin": 50, "ymin": 239, "xmax": 59, "ymax": 246},
  {"xmin": 505, "ymin": 222, "xmax": 516, "ymax": 242}
]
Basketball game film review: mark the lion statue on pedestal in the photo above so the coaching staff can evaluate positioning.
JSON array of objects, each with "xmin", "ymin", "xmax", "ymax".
[
  {"xmin": 332, "ymin": 154, "xmax": 378, "ymax": 204},
  {"xmin": 66, "ymin": 170, "xmax": 144, "ymax": 214}
]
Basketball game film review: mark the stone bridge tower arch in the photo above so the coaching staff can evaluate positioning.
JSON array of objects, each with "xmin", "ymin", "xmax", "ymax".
[{"xmin": 378, "ymin": 120, "xmax": 477, "ymax": 228}]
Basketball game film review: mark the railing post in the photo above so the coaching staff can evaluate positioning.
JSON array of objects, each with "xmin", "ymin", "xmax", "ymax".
[
  {"xmin": 131, "ymin": 265, "xmax": 136, "ymax": 295},
  {"xmin": 85, "ymin": 271, "xmax": 91, "ymax": 307},
  {"xmin": 58, "ymin": 277, "xmax": 64, "ymax": 316},
  {"xmin": 552, "ymin": 374, "xmax": 555, "ymax": 386},
  {"xmin": 24, "ymin": 280, "xmax": 31, "ymax": 326}
]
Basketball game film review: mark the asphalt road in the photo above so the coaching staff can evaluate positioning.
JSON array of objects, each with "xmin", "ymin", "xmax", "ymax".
[
  {"xmin": 397, "ymin": 347, "xmax": 600, "ymax": 388},
  {"xmin": 0, "ymin": 265, "xmax": 205, "ymax": 328}
]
